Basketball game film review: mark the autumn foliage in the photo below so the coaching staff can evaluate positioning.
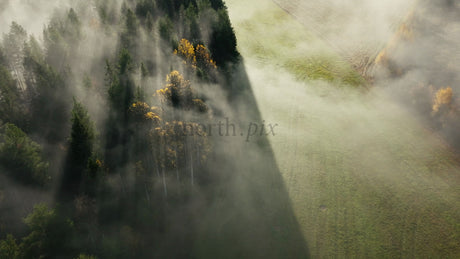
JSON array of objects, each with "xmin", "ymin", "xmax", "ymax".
[
  {"xmin": 156, "ymin": 70, "xmax": 192, "ymax": 107},
  {"xmin": 374, "ymin": 12, "xmax": 414, "ymax": 76},
  {"xmin": 130, "ymin": 101, "xmax": 162, "ymax": 124},
  {"xmin": 432, "ymin": 87, "xmax": 453, "ymax": 113},
  {"xmin": 174, "ymin": 38, "xmax": 196, "ymax": 65},
  {"xmin": 174, "ymin": 38, "xmax": 216, "ymax": 69},
  {"xmin": 0, "ymin": 1, "xmax": 240, "ymax": 257}
]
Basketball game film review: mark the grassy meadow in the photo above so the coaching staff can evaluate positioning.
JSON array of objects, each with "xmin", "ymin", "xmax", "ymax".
[{"xmin": 226, "ymin": 0, "xmax": 460, "ymax": 257}]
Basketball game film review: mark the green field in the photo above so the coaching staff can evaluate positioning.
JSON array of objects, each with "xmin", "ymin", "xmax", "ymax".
[
  {"xmin": 228, "ymin": 0, "xmax": 364, "ymax": 87},
  {"xmin": 226, "ymin": 0, "xmax": 460, "ymax": 257}
]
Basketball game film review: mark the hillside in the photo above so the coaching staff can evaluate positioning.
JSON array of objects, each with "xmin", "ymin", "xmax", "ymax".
[
  {"xmin": 0, "ymin": 0, "xmax": 308, "ymax": 258},
  {"xmin": 0, "ymin": 0, "xmax": 459, "ymax": 258}
]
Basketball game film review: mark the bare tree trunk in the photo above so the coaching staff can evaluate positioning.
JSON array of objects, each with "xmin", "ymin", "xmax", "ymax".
[
  {"xmin": 162, "ymin": 167, "xmax": 167, "ymax": 197},
  {"xmin": 190, "ymin": 151, "xmax": 194, "ymax": 186},
  {"xmin": 197, "ymin": 146, "xmax": 200, "ymax": 167},
  {"xmin": 120, "ymin": 173, "xmax": 127, "ymax": 196},
  {"xmin": 144, "ymin": 182, "xmax": 150, "ymax": 202},
  {"xmin": 155, "ymin": 163, "xmax": 161, "ymax": 178},
  {"xmin": 153, "ymin": 148, "xmax": 166, "ymax": 197},
  {"xmin": 175, "ymin": 150, "xmax": 179, "ymax": 181},
  {"xmin": 10, "ymin": 63, "xmax": 25, "ymax": 91},
  {"xmin": 153, "ymin": 150, "xmax": 161, "ymax": 178}
]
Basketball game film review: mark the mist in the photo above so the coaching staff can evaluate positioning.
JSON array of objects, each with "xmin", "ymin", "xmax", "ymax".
[
  {"xmin": 226, "ymin": 0, "xmax": 460, "ymax": 257},
  {"xmin": 0, "ymin": 0, "xmax": 70, "ymax": 35},
  {"xmin": 1, "ymin": 0, "xmax": 459, "ymax": 258},
  {"xmin": 0, "ymin": 0, "xmax": 311, "ymax": 258}
]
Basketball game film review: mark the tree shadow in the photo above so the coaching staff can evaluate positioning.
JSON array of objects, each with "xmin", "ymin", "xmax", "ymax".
[{"xmin": 192, "ymin": 60, "xmax": 310, "ymax": 258}]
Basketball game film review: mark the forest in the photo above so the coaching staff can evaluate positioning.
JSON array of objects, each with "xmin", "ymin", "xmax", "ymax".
[
  {"xmin": 1, "ymin": 0, "xmax": 460, "ymax": 258},
  {"xmin": 0, "ymin": 0, "xmax": 271, "ymax": 258}
]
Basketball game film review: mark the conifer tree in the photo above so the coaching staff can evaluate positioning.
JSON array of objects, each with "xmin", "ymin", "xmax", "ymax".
[{"xmin": 61, "ymin": 100, "xmax": 95, "ymax": 197}]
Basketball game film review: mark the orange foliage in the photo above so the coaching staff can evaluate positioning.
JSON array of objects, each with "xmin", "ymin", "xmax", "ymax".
[
  {"xmin": 174, "ymin": 38, "xmax": 216, "ymax": 69},
  {"xmin": 433, "ymin": 87, "xmax": 453, "ymax": 113},
  {"xmin": 145, "ymin": 111, "xmax": 161, "ymax": 123},
  {"xmin": 89, "ymin": 18, "xmax": 100, "ymax": 29},
  {"xmin": 130, "ymin": 101, "xmax": 161, "ymax": 124},
  {"xmin": 174, "ymin": 38, "xmax": 196, "ymax": 66},
  {"xmin": 375, "ymin": 11, "xmax": 414, "ymax": 70},
  {"xmin": 192, "ymin": 99, "xmax": 208, "ymax": 113},
  {"xmin": 195, "ymin": 44, "xmax": 217, "ymax": 69},
  {"xmin": 396, "ymin": 21, "xmax": 414, "ymax": 41},
  {"xmin": 375, "ymin": 49, "xmax": 388, "ymax": 66},
  {"xmin": 166, "ymin": 70, "xmax": 190, "ymax": 89},
  {"xmin": 155, "ymin": 70, "xmax": 192, "ymax": 107}
]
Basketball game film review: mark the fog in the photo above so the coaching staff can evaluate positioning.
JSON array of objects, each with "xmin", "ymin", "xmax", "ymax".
[
  {"xmin": 272, "ymin": 0, "xmax": 416, "ymax": 72},
  {"xmin": 0, "ymin": 0, "xmax": 459, "ymax": 257},
  {"xmin": 0, "ymin": 0, "xmax": 70, "ymax": 35},
  {"xmin": 0, "ymin": 0, "xmax": 310, "ymax": 257},
  {"xmin": 226, "ymin": 0, "xmax": 460, "ymax": 257}
]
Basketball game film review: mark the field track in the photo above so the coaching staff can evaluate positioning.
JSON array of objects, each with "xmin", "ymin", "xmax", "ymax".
[{"xmin": 272, "ymin": 0, "xmax": 416, "ymax": 76}]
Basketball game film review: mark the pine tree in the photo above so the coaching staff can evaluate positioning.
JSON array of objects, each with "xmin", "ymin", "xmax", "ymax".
[
  {"xmin": 209, "ymin": 9, "xmax": 239, "ymax": 66},
  {"xmin": 61, "ymin": 100, "xmax": 95, "ymax": 197},
  {"xmin": 0, "ymin": 123, "xmax": 50, "ymax": 186},
  {"xmin": 20, "ymin": 204, "xmax": 74, "ymax": 258},
  {"xmin": 104, "ymin": 49, "xmax": 136, "ymax": 169},
  {"xmin": 0, "ymin": 65, "xmax": 25, "ymax": 127},
  {"xmin": 2, "ymin": 22, "xmax": 27, "ymax": 91}
]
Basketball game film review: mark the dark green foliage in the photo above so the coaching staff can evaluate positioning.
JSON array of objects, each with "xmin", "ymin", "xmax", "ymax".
[
  {"xmin": 0, "ymin": 47, "xmax": 5, "ymax": 66},
  {"xmin": 2, "ymin": 23, "xmax": 28, "ymax": 97},
  {"xmin": 2, "ymin": 22, "xmax": 27, "ymax": 65},
  {"xmin": 22, "ymin": 36, "xmax": 44, "ymax": 92},
  {"xmin": 22, "ymin": 36, "xmax": 44, "ymax": 66},
  {"xmin": 104, "ymin": 49, "xmax": 136, "ymax": 168},
  {"xmin": 107, "ymin": 49, "xmax": 135, "ymax": 113},
  {"xmin": 146, "ymin": 12, "xmax": 154, "ymax": 30},
  {"xmin": 120, "ymin": 9, "xmax": 140, "ymax": 57},
  {"xmin": 61, "ymin": 100, "xmax": 95, "ymax": 197},
  {"xmin": 69, "ymin": 100, "xmax": 95, "ymax": 168},
  {"xmin": 43, "ymin": 8, "xmax": 82, "ymax": 69},
  {"xmin": 0, "ymin": 65, "xmax": 25, "ymax": 127},
  {"xmin": 159, "ymin": 16, "xmax": 175, "ymax": 42},
  {"xmin": 185, "ymin": 2, "xmax": 198, "ymax": 20},
  {"xmin": 189, "ymin": 18, "xmax": 201, "ymax": 43},
  {"xmin": 117, "ymin": 48, "xmax": 134, "ymax": 75},
  {"xmin": 3, "ymin": 22, "xmax": 27, "ymax": 50},
  {"xmin": 156, "ymin": 0, "xmax": 176, "ymax": 17},
  {"xmin": 209, "ymin": 0, "xmax": 225, "ymax": 10},
  {"xmin": 140, "ymin": 62, "xmax": 148, "ymax": 78},
  {"xmin": 135, "ymin": 0, "xmax": 156, "ymax": 19},
  {"xmin": 24, "ymin": 56, "xmax": 64, "ymax": 93},
  {"xmin": 20, "ymin": 204, "xmax": 74, "ymax": 258},
  {"xmin": 125, "ymin": 9, "xmax": 139, "ymax": 34},
  {"xmin": 97, "ymin": 0, "xmax": 119, "ymax": 25},
  {"xmin": 0, "ymin": 205, "xmax": 89, "ymax": 259},
  {"xmin": 24, "ymin": 48, "xmax": 70, "ymax": 143},
  {"xmin": 157, "ymin": 0, "xmax": 199, "ymax": 18},
  {"xmin": 0, "ymin": 1, "xmax": 246, "ymax": 258},
  {"xmin": 0, "ymin": 123, "xmax": 49, "ymax": 186},
  {"xmin": 75, "ymin": 254, "xmax": 98, "ymax": 259},
  {"xmin": 83, "ymin": 74, "xmax": 93, "ymax": 89},
  {"xmin": 178, "ymin": 2, "xmax": 201, "ymax": 43},
  {"xmin": 209, "ymin": 9, "xmax": 239, "ymax": 66},
  {"xmin": 21, "ymin": 15, "xmax": 77, "ymax": 144},
  {"xmin": 68, "ymin": 8, "xmax": 81, "ymax": 29},
  {"xmin": 0, "ymin": 235, "xmax": 20, "ymax": 258},
  {"xmin": 83, "ymin": 156, "xmax": 104, "ymax": 197}
]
